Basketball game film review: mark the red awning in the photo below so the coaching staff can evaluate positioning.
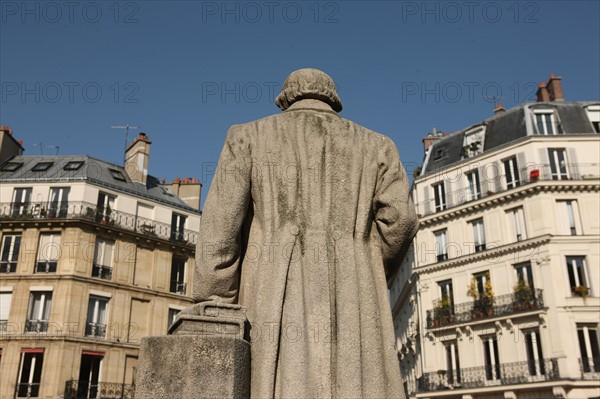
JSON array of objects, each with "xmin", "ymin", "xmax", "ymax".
[
  {"xmin": 21, "ymin": 349, "xmax": 44, "ymax": 353},
  {"xmin": 82, "ymin": 351, "xmax": 104, "ymax": 356}
]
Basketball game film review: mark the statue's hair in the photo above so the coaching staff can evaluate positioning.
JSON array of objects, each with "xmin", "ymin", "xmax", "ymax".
[{"xmin": 275, "ymin": 68, "xmax": 343, "ymax": 112}]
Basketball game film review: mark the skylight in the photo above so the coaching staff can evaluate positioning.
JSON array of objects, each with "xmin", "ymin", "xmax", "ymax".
[
  {"xmin": 31, "ymin": 162, "xmax": 54, "ymax": 172},
  {"xmin": 0, "ymin": 162, "xmax": 23, "ymax": 172},
  {"xmin": 109, "ymin": 169, "xmax": 127, "ymax": 182},
  {"xmin": 64, "ymin": 161, "xmax": 84, "ymax": 171}
]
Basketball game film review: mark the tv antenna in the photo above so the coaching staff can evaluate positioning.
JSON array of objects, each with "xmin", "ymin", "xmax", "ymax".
[
  {"xmin": 32, "ymin": 143, "xmax": 44, "ymax": 155},
  {"xmin": 47, "ymin": 145, "xmax": 60, "ymax": 155},
  {"xmin": 480, "ymin": 94, "xmax": 506, "ymax": 104},
  {"xmin": 111, "ymin": 124, "xmax": 141, "ymax": 163}
]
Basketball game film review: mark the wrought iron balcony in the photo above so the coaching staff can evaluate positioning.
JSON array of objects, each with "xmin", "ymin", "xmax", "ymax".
[
  {"xmin": 85, "ymin": 322, "xmax": 107, "ymax": 338},
  {"xmin": 35, "ymin": 260, "xmax": 57, "ymax": 273},
  {"xmin": 580, "ymin": 357, "xmax": 600, "ymax": 379},
  {"xmin": 170, "ymin": 281, "xmax": 187, "ymax": 295},
  {"xmin": 25, "ymin": 319, "xmax": 49, "ymax": 333},
  {"xmin": 426, "ymin": 289, "xmax": 544, "ymax": 329},
  {"xmin": 16, "ymin": 383, "xmax": 40, "ymax": 398},
  {"xmin": 417, "ymin": 163, "xmax": 599, "ymax": 217},
  {"xmin": 0, "ymin": 201, "xmax": 198, "ymax": 247},
  {"xmin": 417, "ymin": 358, "xmax": 559, "ymax": 392},
  {"xmin": 64, "ymin": 380, "xmax": 135, "ymax": 399},
  {"xmin": 0, "ymin": 261, "xmax": 16, "ymax": 273},
  {"xmin": 92, "ymin": 263, "xmax": 113, "ymax": 280}
]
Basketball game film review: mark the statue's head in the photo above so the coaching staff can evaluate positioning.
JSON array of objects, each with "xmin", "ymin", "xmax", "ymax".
[{"xmin": 275, "ymin": 68, "xmax": 343, "ymax": 112}]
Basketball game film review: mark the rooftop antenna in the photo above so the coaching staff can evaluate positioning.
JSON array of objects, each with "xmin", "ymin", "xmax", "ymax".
[
  {"xmin": 32, "ymin": 143, "xmax": 44, "ymax": 155},
  {"xmin": 111, "ymin": 124, "xmax": 141, "ymax": 163},
  {"xmin": 47, "ymin": 145, "xmax": 60, "ymax": 155},
  {"xmin": 480, "ymin": 94, "xmax": 506, "ymax": 105}
]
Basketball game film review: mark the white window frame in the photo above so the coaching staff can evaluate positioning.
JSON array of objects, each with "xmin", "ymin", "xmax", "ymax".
[
  {"xmin": 16, "ymin": 350, "xmax": 44, "ymax": 398},
  {"xmin": 35, "ymin": 233, "xmax": 61, "ymax": 273},
  {"xmin": 524, "ymin": 329, "xmax": 544, "ymax": 376},
  {"xmin": 444, "ymin": 340, "xmax": 461, "ymax": 385},
  {"xmin": 26, "ymin": 291, "xmax": 52, "ymax": 333},
  {"xmin": 471, "ymin": 219, "xmax": 486, "ymax": 252},
  {"xmin": 556, "ymin": 200, "xmax": 581, "ymax": 235},
  {"xmin": 509, "ymin": 207, "xmax": 527, "ymax": 242},
  {"xmin": 577, "ymin": 324, "xmax": 600, "ymax": 373},
  {"xmin": 584, "ymin": 105, "xmax": 600, "ymax": 133},
  {"xmin": 503, "ymin": 156, "xmax": 520, "ymax": 189},
  {"xmin": 482, "ymin": 336, "xmax": 501, "ymax": 381},
  {"xmin": 12, "ymin": 187, "xmax": 32, "ymax": 215},
  {"xmin": 533, "ymin": 110, "xmax": 561, "ymax": 135},
  {"xmin": 566, "ymin": 256, "xmax": 590, "ymax": 296},
  {"xmin": 0, "ymin": 291, "xmax": 13, "ymax": 331},
  {"xmin": 434, "ymin": 230, "xmax": 448, "ymax": 261},
  {"xmin": 86, "ymin": 295, "xmax": 109, "ymax": 338},
  {"xmin": 1, "ymin": 234, "xmax": 21, "ymax": 273},
  {"xmin": 466, "ymin": 170, "xmax": 481, "ymax": 201},
  {"xmin": 548, "ymin": 148, "xmax": 569, "ymax": 180},
  {"xmin": 433, "ymin": 182, "xmax": 446, "ymax": 212}
]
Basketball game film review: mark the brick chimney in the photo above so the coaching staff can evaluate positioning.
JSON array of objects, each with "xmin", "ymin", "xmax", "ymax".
[
  {"xmin": 536, "ymin": 82, "xmax": 550, "ymax": 102},
  {"xmin": 165, "ymin": 177, "xmax": 203, "ymax": 211},
  {"xmin": 0, "ymin": 125, "xmax": 25, "ymax": 163},
  {"xmin": 422, "ymin": 128, "xmax": 444, "ymax": 154},
  {"xmin": 494, "ymin": 102, "xmax": 505, "ymax": 115},
  {"xmin": 547, "ymin": 73, "xmax": 564, "ymax": 102},
  {"xmin": 125, "ymin": 132, "xmax": 151, "ymax": 185}
]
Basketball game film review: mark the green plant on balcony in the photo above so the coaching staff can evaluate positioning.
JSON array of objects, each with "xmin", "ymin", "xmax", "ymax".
[
  {"xmin": 574, "ymin": 285, "xmax": 589, "ymax": 300},
  {"xmin": 513, "ymin": 279, "xmax": 535, "ymax": 311},
  {"xmin": 433, "ymin": 297, "xmax": 454, "ymax": 327},
  {"xmin": 469, "ymin": 273, "xmax": 494, "ymax": 318}
]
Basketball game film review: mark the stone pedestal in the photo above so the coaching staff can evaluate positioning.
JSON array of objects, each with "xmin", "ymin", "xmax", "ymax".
[{"xmin": 135, "ymin": 302, "xmax": 250, "ymax": 399}]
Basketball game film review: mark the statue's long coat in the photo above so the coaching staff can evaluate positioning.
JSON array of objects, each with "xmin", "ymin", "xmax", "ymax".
[{"xmin": 194, "ymin": 99, "xmax": 418, "ymax": 399}]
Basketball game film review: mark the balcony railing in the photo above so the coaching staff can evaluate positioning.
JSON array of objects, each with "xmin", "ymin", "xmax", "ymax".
[
  {"xmin": 426, "ymin": 289, "xmax": 544, "ymax": 329},
  {"xmin": 92, "ymin": 263, "xmax": 113, "ymax": 280},
  {"xmin": 25, "ymin": 319, "xmax": 49, "ymax": 333},
  {"xmin": 35, "ymin": 260, "xmax": 57, "ymax": 273},
  {"xmin": 85, "ymin": 322, "xmax": 107, "ymax": 338},
  {"xmin": 64, "ymin": 380, "xmax": 135, "ymax": 399},
  {"xmin": 0, "ymin": 201, "xmax": 198, "ymax": 247},
  {"xmin": 170, "ymin": 281, "xmax": 187, "ymax": 295},
  {"xmin": 417, "ymin": 358, "xmax": 559, "ymax": 392},
  {"xmin": 417, "ymin": 163, "xmax": 599, "ymax": 217},
  {"xmin": 16, "ymin": 383, "xmax": 40, "ymax": 398},
  {"xmin": 0, "ymin": 261, "xmax": 17, "ymax": 273},
  {"xmin": 580, "ymin": 357, "xmax": 600, "ymax": 380}
]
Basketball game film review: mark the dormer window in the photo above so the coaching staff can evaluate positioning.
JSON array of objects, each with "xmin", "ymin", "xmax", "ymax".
[
  {"xmin": 462, "ymin": 126, "xmax": 485, "ymax": 159},
  {"xmin": 585, "ymin": 105, "xmax": 600, "ymax": 133},
  {"xmin": 433, "ymin": 148, "xmax": 445, "ymax": 160},
  {"xmin": 533, "ymin": 110, "xmax": 562, "ymax": 135}
]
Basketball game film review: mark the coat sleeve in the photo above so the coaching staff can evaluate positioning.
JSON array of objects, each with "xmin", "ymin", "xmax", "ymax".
[
  {"xmin": 193, "ymin": 125, "xmax": 252, "ymax": 304},
  {"xmin": 373, "ymin": 138, "xmax": 419, "ymax": 279}
]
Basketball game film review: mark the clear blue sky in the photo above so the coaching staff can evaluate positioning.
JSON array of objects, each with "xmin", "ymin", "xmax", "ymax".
[{"xmin": 1, "ymin": 0, "xmax": 599, "ymax": 207}]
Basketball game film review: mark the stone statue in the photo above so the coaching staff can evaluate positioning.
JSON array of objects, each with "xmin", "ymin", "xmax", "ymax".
[{"xmin": 194, "ymin": 68, "xmax": 418, "ymax": 398}]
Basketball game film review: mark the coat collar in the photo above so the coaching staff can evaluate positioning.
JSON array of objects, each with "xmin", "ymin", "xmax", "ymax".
[{"xmin": 284, "ymin": 99, "xmax": 338, "ymax": 115}]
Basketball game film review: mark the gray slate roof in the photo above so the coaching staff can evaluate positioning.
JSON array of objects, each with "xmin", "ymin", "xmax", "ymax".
[
  {"xmin": 0, "ymin": 155, "xmax": 199, "ymax": 213},
  {"xmin": 422, "ymin": 101, "xmax": 598, "ymax": 176}
]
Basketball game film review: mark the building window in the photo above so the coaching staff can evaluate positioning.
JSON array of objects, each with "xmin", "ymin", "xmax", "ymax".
[
  {"xmin": 31, "ymin": 162, "xmax": 53, "ymax": 172},
  {"xmin": 433, "ymin": 183, "xmax": 446, "ymax": 212},
  {"xmin": 25, "ymin": 291, "xmax": 52, "ymax": 333},
  {"xmin": 86, "ymin": 295, "xmax": 109, "ymax": 338},
  {"xmin": 548, "ymin": 148, "xmax": 569, "ymax": 180},
  {"xmin": 35, "ymin": 233, "xmax": 60, "ymax": 273},
  {"xmin": 170, "ymin": 257, "xmax": 187, "ymax": 294},
  {"xmin": 0, "ymin": 291, "xmax": 12, "ymax": 332},
  {"xmin": 77, "ymin": 353, "xmax": 103, "ymax": 399},
  {"xmin": 171, "ymin": 213, "xmax": 187, "ymax": 242},
  {"xmin": 524, "ymin": 329, "xmax": 545, "ymax": 376},
  {"xmin": 48, "ymin": 187, "xmax": 70, "ymax": 218},
  {"xmin": 515, "ymin": 262, "xmax": 534, "ymax": 289},
  {"xmin": 1, "ymin": 161, "xmax": 23, "ymax": 172},
  {"xmin": 466, "ymin": 170, "xmax": 481, "ymax": 201},
  {"xmin": 12, "ymin": 187, "xmax": 32, "ymax": 215},
  {"xmin": 167, "ymin": 308, "xmax": 181, "ymax": 331},
  {"xmin": 96, "ymin": 192, "xmax": 115, "ymax": 223},
  {"xmin": 585, "ymin": 105, "xmax": 600, "ymax": 133},
  {"xmin": 462, "ymin": 126, "xmax": 485, "ymax": 158},
  {"xmin": 1, "ymin": 234, "xmax": 21, "ymax": 273},
  {"xmin": 503, "ymin": 156, "xmax": 520, "ymax": 189},
  {"xmin": 508, "ymin": 207, "xmax": 527, "ymax": 242},
  {"xmin": 109, "ymin": 169, "xmax": 127, "ymax": 182},
  {"xmin": 567, "ymin": 256, "xmax": 590, "ymax": 297},
  {"xmin": 471, "ymin": 218, "xmax": 486, "ymax": 252},
  {"xmin": 92, "ymin": 239, "xmax": 114, "ymax": 280},
  {"xmin": 482, "ymin": 336, "xmax": 501, "ymax": 381},
  {"xmin": 434, "ymin": 230, "xmax": 448, "ymax": 262},
  {"xmin": 444, "ymin": 341, "xmax": 461, "ymax": 384},
  {"xmin": 534, "ymin": 111, "xmax": 562, "ymax": 135},
  {"xmin": 63, "ymin": 161, "xmax": 84, "ymax": 171},
  {"xmin": 578, "ymin": 324, "xmax": 600, "ymax": 373},
  {"xmin": 556, "ymin": 200, "xmax": 581, "ymax": 235},
  {"xmin": 16, "ymin": 350, "xmax": 44, "ymax": 397}
]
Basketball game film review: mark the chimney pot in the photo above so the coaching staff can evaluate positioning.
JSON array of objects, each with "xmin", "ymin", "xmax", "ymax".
[
  {"xmin": 547, "ymin": 74, "xmax": 564, "ymax": 102},
  {"xmin": 536, "ymin": 82, "xmax": 550, "ymax": 102},
  {"xmin": 494, "ymin": 102, "xmax": 506, "ymax": 115}
]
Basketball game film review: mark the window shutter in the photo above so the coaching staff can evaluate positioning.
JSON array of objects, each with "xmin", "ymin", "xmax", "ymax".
[
  {"xmin": 566, "ymin": 148, "xmax": 579, "ymax": 178},
  {"xmin": 0, "ymin": 292, "xmax": 12, "ymax": 320}
]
